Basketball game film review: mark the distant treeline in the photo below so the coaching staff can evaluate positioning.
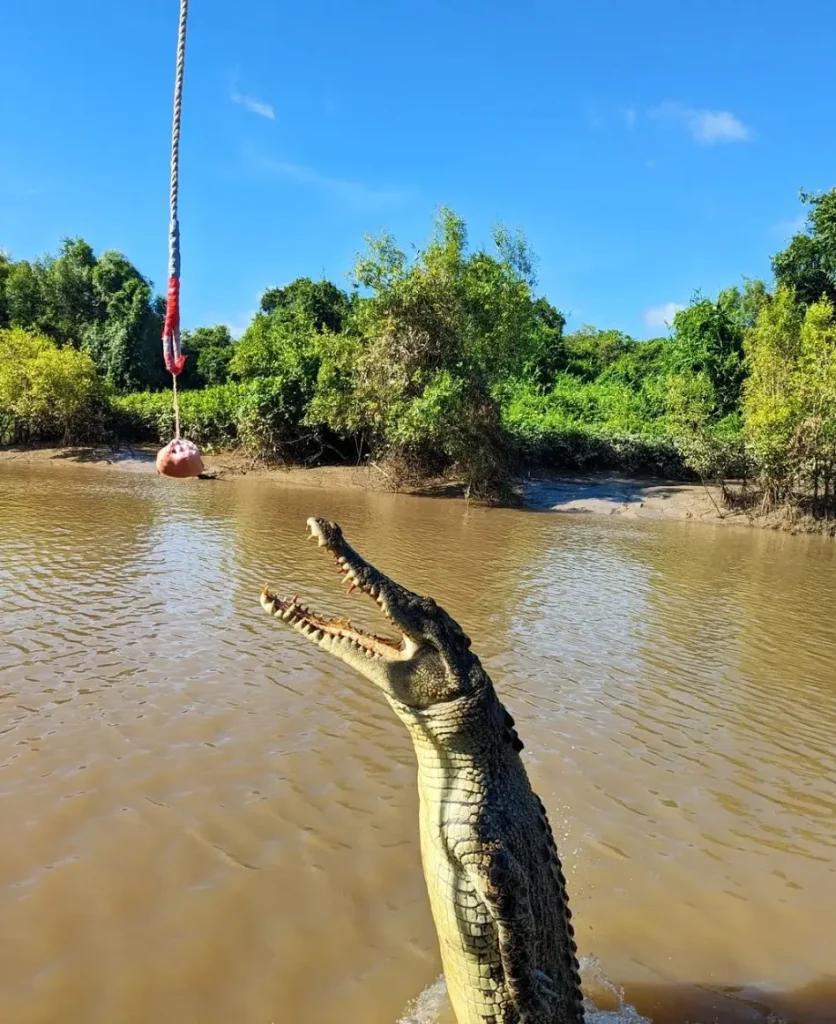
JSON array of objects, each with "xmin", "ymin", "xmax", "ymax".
[{"xmin": 2, "ymin": 190, "xmax": 836, "ymax": 512}]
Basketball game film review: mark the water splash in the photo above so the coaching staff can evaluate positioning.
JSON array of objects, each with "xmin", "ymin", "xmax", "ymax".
[
  {"xmin": 397, "ymin": 976, "xmax": 448, "ymax": 1024},
  {"xmin": 397, "ymin": 957, "xmax": 652, "ymax": 1024},
  {"xmin": 580, "ymin": 955, "xmax": 653, "ymax": 1024}
]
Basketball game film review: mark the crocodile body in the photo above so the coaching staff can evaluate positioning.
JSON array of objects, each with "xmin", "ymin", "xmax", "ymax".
[{"xmin": 261, "ymin": 518, "xmax": 585, "ymax": 1024}]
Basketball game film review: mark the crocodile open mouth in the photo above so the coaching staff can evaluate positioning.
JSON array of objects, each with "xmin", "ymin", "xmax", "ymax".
[{"xmin": 260, "ymin": 517, "xmax": 415, "ymax": 662}]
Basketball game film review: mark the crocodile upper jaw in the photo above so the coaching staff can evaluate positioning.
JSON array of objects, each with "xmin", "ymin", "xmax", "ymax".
[{"xmin": 260, "ymin": 517, "xmax": 424, "ymax": 671}]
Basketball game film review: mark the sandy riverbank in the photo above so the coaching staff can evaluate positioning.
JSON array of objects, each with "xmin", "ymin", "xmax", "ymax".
[{"xmin": 2, "ymin": 445, "xmax": 832, "ymax": 534}]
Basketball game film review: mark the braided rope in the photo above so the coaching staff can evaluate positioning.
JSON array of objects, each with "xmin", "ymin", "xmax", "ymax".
[
  {"xmin": 162, "ymin": 0, "xmax": 189, "ymax": 438},
  {"xmin": 169, "ymin": 0, "xmax": 187, "ymax": 271}
]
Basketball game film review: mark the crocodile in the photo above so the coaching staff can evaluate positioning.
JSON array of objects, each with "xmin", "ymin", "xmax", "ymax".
[{"xmin": 260, "ymin": 517, "xmax": 585, "ymax": 1024}]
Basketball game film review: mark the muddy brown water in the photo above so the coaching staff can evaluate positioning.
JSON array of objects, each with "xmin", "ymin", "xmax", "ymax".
[{"xmin": 1, "ymin": 463, "xmax": 835, "ymax": 1024}]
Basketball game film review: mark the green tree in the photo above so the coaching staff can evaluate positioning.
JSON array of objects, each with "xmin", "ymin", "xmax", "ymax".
[
  {"xmin": 0, "ymin": 327, "xmax": 105, "ymax": 444},
  {"xmin": 311, "ymin": 207, "xmax": 554, "ymax": 494},
  {"xmin": 3, "ymin": 239, "xmax": 99, "ymax": 346},
  {"xmin": 661, "ymin": 285, "xmax": 771, "ymax": 485},
  {"xmin": 230, "ymin": 306, "xmax": 320, "ymax": 383},
  {"xmin": 230, "ymin": 278, "xmax": 352, "ymax": 394},
  {"xmin": 37, "ymin": 238, "xmax": 99, "ymax": 346},
  {"xmin": 517, "ymin": 296, "xmax": 566, "ymax": 388},
  {"xmin": 668, "ymin": 289, "xmax": 748, "ymax": 420},
  {"xmin": 179, "ymin": 325, "xmax": 234, "ymax": 388},
  {"xmin": 5, "ymin": 259, "xmax": 45, "ymax": 332},
  {"xmin": 742, "ymin": 285, "xmax": 804, "ymax": 500},
  {"xmin": 737, "ymin": 277, "xmax": 770, "ymax": 328},
  {"xmin": 0, "ymin": 250, "xmax": 10, "ymax": 327},
  {"xmin": 2, "ymin": 241, "xmax": 167, "ymax": 393},
  {"xmin": 82, "ymin": 251, "xmax": 166, "ymax": 392},
  {"xmin": 772, "ymin": 188, "xmax": 836, "ymax": 308},
  {"xmin": 304, "ymin": 330, "xmax": 368, "ymax": 450},
  {"xmin": 259, "ymin": 277, "xmax": 351, "ymax": 333},
  {"xmin": 792, "ymin": 298, "xmax": 836, "ymax": 501},
  {"xmin": 557, "ymin": 327, "xmax": 640, "ymax": 381},
  {"xmin": 229, "ymin": 280, "xmax": 352, "ymax": 454}
]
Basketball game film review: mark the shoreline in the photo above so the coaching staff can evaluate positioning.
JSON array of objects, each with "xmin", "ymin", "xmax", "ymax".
[{"xmin": 2, "ymin": 445, "xmax": 833, "ymax": 535}]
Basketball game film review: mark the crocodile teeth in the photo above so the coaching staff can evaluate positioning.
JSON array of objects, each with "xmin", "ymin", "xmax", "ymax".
[{"xmin": 261, "ymin": 527, "xmax": 405, "ymax": 660}]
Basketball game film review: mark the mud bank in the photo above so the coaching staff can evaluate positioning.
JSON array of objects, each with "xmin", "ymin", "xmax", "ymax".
[{"xmin": 2, "ymin": 446, "xmax": 832, "ymax": 534}]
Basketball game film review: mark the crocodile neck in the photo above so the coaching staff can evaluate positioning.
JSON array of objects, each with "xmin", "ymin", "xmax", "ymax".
[
  {"xmin": 383, "ymin": 684, "xmax": 583, "ymax": 1024},
  {"xmin": 385, "ymin": 685, "xmax": 527, "ymax": 831},
  {"xmin": 389, "ymin": 683, "xmax": 507, "ymax": 760}
]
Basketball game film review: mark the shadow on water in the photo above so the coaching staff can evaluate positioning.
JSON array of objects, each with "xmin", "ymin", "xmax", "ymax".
[
  {"xmin": 621, "ymin": 977, "xmax": 836, "ymax": 1024},
  {"xmin": 400, "ymin": 973, "xmax": 836, "ymax": 1024},
  {"xmin": 0, "ymin": 444, "xmax": 156, "ymax": 465},
  {"xmin": 48, "ymin": 446, "xmax": 153, "ymax": 464}
]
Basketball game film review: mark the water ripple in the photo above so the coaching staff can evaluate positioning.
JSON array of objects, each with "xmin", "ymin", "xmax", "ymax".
[{"xmin": 0, "ymin": 466, "xmax": 833, "ymax": 1023}]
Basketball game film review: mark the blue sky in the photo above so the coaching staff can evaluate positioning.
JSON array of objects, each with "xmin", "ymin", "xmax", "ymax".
[{"xmin": 2, "ymin": 0, "xmax": 834, "ymax": 340}]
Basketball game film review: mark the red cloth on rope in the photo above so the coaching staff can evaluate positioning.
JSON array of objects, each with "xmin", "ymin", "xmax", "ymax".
[{"xmin": 162, "ymin": 276, "xmax": 187, "ymax": 376}]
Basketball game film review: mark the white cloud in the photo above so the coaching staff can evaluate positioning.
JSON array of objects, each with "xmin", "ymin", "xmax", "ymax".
[
  {"xmin": 650, "ymin": 102, "xmax": 754, "ymax": 145},
  {"xmin": 691, "ymin": 109, "xmax": 752, "ymax": 144},
  {"xmin": 231, "ymin": 88, "xmax": 275, "ymax": 120},
  {"xmin": 644, "ymin": 302, "xmax": 685, "ymax": 331},
  {"xmin": 253, "ymin": 154, "xmax": 414, "ymax": 212}
]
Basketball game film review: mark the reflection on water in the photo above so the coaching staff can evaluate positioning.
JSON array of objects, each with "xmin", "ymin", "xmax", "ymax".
[{"xmin": 1, "ymin": 463, "xmax": 835, "ymax": 1024}]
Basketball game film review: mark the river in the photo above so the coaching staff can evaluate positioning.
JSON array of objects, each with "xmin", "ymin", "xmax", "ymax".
[{"xmin": 1, "ymin": 463, "xmax": 834, "ymax": 1024}]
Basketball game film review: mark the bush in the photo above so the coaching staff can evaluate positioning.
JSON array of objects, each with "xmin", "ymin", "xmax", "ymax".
[
  {"xmin": 509, "ymin": 423, "xmax": 687, "ymax": 477},
  {"xmin": 499, "ymin": 377, "xmax": 687, "ymax": 476},
  {"xmin": 0, "ymin": 327, "xmax": 107, "ymax": 444},
  {"xmin": 743, "ymin": 288, "xmax": 836, "ymax": 506},
  {"xmin": 500, "ymin": 375, "xmax": 669, "ymax": 433},
  {"xmin": 236, "ymin": 373, "xmax": 320, "ymax": 463},
  {"xmin": 110, "ymin": 374, "xmax": 316, "ymax": 459},
  {"xmin": 112, "ymin": 383, "xmax": 247, "ymax": 447},
  {"xmin": 304, "ymin": 208, "xmax": 569, "ymax": 496}
]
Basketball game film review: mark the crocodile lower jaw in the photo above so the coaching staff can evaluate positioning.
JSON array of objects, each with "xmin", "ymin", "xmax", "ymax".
[{"xmin": 260, "ymin": 585, "xmax": 415, "ymax": 661}]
